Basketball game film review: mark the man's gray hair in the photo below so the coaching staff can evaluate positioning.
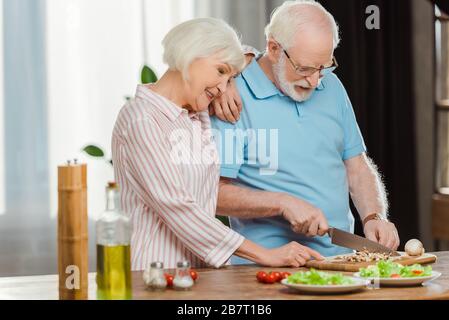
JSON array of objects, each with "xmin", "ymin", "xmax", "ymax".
[{"xmin": 265, "ymin": 0, "xmax": 340, "ymax": 50}]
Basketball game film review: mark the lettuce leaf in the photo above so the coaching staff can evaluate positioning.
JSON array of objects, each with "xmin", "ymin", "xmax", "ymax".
[
  {"xmin": 287, "ymin": 269, "xmax": 354, "ymax": 285},
  {"xmin": 359, "ymin": 260, "xmax": 432, "ymax": 278}
]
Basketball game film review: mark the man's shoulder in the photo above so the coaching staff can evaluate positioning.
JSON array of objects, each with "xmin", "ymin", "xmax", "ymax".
[
  {"xmin": 234, "ymin": 58, "xmax": 267, "ymax": 99},
  {"xmin": 234, "ymin": 72, "xmax": 254, "ymax": 97},
  {"xmin": 321, "ymin": 72, "xmax": 347, "ymax": 95}
]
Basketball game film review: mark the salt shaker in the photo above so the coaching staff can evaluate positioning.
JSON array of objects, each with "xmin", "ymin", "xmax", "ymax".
[
  {"xmin": 143, "ymin": 261, "xmax": 167, "ymax": 291},
  {"xmin": 173, "ymin": 261, "xmax": 194, "ymax": 290}
]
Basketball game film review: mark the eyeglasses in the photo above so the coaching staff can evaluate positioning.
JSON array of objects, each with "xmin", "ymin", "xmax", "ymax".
[{"xmin": 282, "ymin": 48, "xmax": 338, "ymax": 77}]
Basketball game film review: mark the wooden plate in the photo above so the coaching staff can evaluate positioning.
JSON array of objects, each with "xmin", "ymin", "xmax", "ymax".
[{"xmin": 305, "ymin": 252, "xmax": 437, "ymax": 272}]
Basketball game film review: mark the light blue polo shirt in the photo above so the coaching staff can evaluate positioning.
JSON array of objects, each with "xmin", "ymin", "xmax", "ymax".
[{"xmin": 211, "ymin": 58, "xmax": 367, "ymax": 264}]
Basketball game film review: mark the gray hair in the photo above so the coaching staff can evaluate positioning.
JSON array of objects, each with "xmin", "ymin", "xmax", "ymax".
[
  {"xmin": 265, "ymin": 0, "xmax": 340, "ymax": 50},
  {"xmin": 162, "ymin": 18, "xmax": 245, "ymax": 80}
]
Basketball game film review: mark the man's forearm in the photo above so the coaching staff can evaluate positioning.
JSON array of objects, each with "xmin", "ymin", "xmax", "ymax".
[
  {"xmin": 217, "ymin": 177, "xmax": 283, "ymax": 219},
  {"xmin": 346, "ymin": 154, "xmax": 388, "ymax": 221}
]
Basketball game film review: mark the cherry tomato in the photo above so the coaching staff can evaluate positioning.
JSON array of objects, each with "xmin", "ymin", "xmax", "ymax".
[
  {"xmin": 264, "ymin": 273, "xmax": 277, "ymax": 284},
  {"xmin": 412, "ymin": 270, "xmax": 423, "ymax": 275},
  {"xmin": 270, "ymin": 271, "xmax": 282, "ymax": 282},
  {"xmin": 281, "ymin": 272, "xmax": 291, "ymax": 280},
  {"xmin": 190, "ymin": 269, "xmax": 199, "ymax": 281},
  {"xmin": 390, "ymin": 274, "xmax": 401, "ymax": 278},
  {"xmin": 164, "ymin": 273, "xmax": 174, "ymax": 286},
  {"xmin": 256, "ymin": 271, "xmax": 268, "ymax": 283}
]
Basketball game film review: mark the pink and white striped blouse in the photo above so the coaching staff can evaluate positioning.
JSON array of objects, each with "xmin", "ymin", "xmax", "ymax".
[{"xmin": 111, "ymin": 84, "xmax": 245, "ymax": 270}]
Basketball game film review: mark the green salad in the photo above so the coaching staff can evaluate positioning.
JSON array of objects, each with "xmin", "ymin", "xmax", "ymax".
[
  {"xmin": 287, "ymin": 269, "xmax": 354, "ymax": 286},
  {"xmin": 359, "ymin": 260, "xmax": 432, "ymax": 278}
]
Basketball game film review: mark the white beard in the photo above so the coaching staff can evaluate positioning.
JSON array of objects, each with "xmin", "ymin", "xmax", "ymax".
[{"xmin": 272, "ymin": 54, "xmax": 317, "ymax": 102}]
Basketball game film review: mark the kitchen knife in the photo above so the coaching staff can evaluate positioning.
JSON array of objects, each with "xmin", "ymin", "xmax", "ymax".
[{"xmin": 328, "ymin": 227, "xmax": 400, "ymax": 256}]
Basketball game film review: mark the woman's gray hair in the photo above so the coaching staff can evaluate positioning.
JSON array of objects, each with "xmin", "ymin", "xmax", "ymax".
[
  {"xmin": 265, "ymin": 0, "xmax": 340, "ymax": 50},
  {"xmin": 162, "ymin": 18, "xmax": 245, "ymax": 80}
]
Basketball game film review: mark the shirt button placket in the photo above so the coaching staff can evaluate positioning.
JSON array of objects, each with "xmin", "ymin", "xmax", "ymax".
[{"xmin": 295, "ymin": 101, "xmax": 302, "ymax": 118}]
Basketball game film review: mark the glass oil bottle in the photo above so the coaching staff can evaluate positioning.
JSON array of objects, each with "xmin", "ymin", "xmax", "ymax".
[{"xmin": 96, "ymin": 182, "xmax": 132, "ymax": 299}]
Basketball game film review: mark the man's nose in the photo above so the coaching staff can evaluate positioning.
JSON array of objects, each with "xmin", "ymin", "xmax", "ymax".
[{"xmin": 305, "ymin": 71, "xmax": 320, "ymax": 88}]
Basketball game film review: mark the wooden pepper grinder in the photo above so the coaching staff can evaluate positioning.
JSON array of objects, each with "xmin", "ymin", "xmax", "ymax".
[{"xmin": 57, "ymin": 160, "xmax": 88, "ymax": 300}]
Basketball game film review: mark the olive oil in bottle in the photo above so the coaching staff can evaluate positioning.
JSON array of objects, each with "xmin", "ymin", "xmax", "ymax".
[{"xmin": 96, "ymin": 182, "xmax": 132, "ymax": 300}]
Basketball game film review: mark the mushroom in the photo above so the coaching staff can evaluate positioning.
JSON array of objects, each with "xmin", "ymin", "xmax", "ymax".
[
  {"xmin": 405, "ymin": 239, "xmax": 425, "ymax": 256},
  {"xmin": 336, "ymin": 249, "xmax": 391, "ymax": 262}
]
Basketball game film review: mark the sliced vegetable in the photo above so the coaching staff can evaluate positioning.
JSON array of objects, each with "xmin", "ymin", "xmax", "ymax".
[
  {"xmin": 287, "ymin": 269, "xmax": 354, "ymax": 286},
  {"xmin": 359, "ymin": 260, "xmax": 432, "ymax": 278}
]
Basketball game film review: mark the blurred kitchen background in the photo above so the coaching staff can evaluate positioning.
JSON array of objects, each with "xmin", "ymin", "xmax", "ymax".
[{"xmin": 1, "ymin": 0, "xmax": 449, "ymax": 276}]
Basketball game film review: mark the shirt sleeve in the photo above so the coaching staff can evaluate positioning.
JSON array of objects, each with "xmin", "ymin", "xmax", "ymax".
[
  {"xmin": 123, "ymin": 117, "xmax": 244, "ymax": 268},
  {"xmin": 210, "ymin": 116, "xmax": 248, "ymax": 179},
  {"xmin": 340, "ymin": 85, "xmax": 367, "ymax": 160}
]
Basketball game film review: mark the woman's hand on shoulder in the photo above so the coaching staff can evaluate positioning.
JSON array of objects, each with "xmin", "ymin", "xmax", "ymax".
[{"xmin": 209, "ymin": 78, "xmax": 242, "ymax": 124}]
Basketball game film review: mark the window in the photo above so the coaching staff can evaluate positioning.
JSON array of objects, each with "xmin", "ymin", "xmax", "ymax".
[
  {"xmin": 435, "ymin": 5, "xmax": 449, "ymax": 193},
  {"xmin": 46, "ymin": 0, "xmax": 194, "ymax": 220},
  {"xmin": 0, "ymin": 0, "xmax": 194, "ymax": 276},
  {"xmin": 0, "ymin": 0, "xmax": 4, "ymax": 216},
  {"xmin": 144, "ymin": 0, "xmax": 195, "ymax": 75}
]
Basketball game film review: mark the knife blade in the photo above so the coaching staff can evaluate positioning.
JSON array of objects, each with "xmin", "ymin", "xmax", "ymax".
[{"xmin": 328, "ymin": 227, "xmax": 400, "ymax": 256}]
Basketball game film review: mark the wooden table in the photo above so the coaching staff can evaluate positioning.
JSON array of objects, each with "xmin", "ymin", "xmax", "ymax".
[{"xmin": 1, "ymin": 251, "xmax": 449, "ymax": 300}]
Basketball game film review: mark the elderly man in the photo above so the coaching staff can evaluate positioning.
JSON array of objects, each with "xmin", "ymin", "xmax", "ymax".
[{"xmin": 210, "ymin": 0, "xmax": 400, "ymax": 264}]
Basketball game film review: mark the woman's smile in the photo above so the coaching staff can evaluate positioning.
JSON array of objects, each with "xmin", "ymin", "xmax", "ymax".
[{"xmin": 205, "ymin": 88, "xmax": 215, "ymax": 101}]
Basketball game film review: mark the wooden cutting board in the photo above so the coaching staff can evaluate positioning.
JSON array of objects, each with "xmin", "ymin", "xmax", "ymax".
[{"xmin": 305, "ymin": 252, "xmax": 437, "ymax": 272}]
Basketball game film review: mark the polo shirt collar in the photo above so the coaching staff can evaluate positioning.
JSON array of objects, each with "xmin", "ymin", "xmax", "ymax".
[
  {"xmin": 242, "ymin": 59, "xmax": 281, "ymax": 99},
  {"xmin": 241, "ymin": 58, "xmax": 325, "ymax": 100}
]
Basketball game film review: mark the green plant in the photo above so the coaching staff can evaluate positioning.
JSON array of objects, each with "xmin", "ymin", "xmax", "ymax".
[
  {"xmin": 125, "ymin": 65, "xmax": 158, "ymax": 100},
  {"xmin": 141, "ymin": 65, "xmax": 158, "ymax": 84},
  {"xmin": 217, "ymin": 215, "xmax": 230, "ymax": 227},
  {"xmin": 82, "ymin": 144, "xmax": 112, "ymax": 165}
]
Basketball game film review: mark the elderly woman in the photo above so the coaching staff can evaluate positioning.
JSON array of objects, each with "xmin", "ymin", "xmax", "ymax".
[{"xmin": 112, "ymin": 18, "xmax": 322, "ymax": 270}]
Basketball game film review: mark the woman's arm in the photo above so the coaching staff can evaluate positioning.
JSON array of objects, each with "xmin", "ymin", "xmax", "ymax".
[
  {"xmin": 235, "ymin": 239, "xmax": 324, "ymax": 267},
  {"xmin": 124, "ymin": 117, "xmax": 244, "ymax": 268}
]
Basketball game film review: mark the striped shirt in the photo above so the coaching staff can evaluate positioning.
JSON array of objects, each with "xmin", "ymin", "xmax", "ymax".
[{"xmin": 111, "ymin": 84, "xmax": 245, "ymax": 270}]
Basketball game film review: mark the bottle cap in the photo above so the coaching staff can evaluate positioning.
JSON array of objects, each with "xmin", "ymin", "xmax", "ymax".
[
  {"xmin": 107, "ymin": 181, "xmax": 119, "ymax": 189},
  {"xmin": 150, "ymin": 261, "xmax": 164, "ymax": 269},
  {"xmin": 177, "ymin": 261, "xmax": 190, "ymax": 268}
]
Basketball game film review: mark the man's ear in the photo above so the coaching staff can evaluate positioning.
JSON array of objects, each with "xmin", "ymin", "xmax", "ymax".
[{"xmin": 266, "ymin": 38, "xmax": 281, "ymax": 64}]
